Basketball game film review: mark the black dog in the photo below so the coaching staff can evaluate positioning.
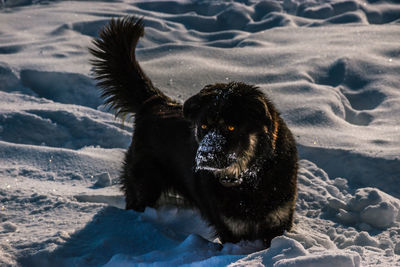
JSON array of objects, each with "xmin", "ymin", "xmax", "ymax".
[{"xmin": 90, "ymin": 16, "xmax": 298, "ymax": 246}]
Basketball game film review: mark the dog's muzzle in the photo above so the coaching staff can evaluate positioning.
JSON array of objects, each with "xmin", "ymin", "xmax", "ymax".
[{"xmin": 195, "ymin": 130, "xmax": 231, "ymax": 170}]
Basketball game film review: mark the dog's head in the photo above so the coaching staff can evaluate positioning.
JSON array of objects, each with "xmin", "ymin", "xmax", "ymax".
[{"xmin": 183, "ymin": 82, "xmax": 278, "ymax": 187}]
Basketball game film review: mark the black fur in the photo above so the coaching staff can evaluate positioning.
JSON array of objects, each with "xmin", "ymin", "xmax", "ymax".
[{"xmin": 90, "ymin": 16, "xmax": 298, "ymax": 246}]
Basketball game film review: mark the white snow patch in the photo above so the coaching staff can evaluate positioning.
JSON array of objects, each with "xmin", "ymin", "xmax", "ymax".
[{"xmin": 93, "ymin": 172, "xmax": 112, "ymax": 188}]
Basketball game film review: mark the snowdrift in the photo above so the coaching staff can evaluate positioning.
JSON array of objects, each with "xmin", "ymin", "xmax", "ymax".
[{"xmin": 1, "ymin": 0, "xmax": 400, "ymax": 266}]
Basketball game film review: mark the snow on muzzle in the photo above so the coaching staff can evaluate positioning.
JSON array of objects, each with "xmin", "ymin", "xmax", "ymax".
[{"xmin": 195, "ymin": 129, "xmax": 232, "ymax": 171}]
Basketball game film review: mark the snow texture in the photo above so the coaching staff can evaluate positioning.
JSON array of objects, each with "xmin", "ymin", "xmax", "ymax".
[{"xmin": 0, "ymin": 0, "xmax": 400, "ymax": 266}]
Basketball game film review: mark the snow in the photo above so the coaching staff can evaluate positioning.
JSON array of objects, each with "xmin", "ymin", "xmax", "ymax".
[{"xmin": 0, "ymin": 0, "xmax": 400, "ymax": 266}]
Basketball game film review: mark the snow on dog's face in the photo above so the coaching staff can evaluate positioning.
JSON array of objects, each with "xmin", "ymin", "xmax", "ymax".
[{"xmin": 184, "ymin": 82, "xmax": 275, "ymax": 187}]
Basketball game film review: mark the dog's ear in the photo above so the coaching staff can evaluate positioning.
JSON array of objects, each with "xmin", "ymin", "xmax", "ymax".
[
  {"xmin": 183, "ymin": 94, "xmax": 202, "ymax": 121},
  {"xmin": 254, "ymin": 96, "xmax": 278, "ymax": 131},
  {"xmin": 250, "ymin": 96, "xmax": 274, "ymax": 130}
]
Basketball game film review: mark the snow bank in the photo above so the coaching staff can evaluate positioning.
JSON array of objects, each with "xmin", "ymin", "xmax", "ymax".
[{"xmin": 1, "ymin": 0, "xmax": 400, "ymax": 266}]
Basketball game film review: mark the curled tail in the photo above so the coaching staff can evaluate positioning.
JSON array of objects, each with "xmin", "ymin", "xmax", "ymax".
[{"xmin": 90, "ymin": 16, "xmax": 169, "ymax": 116}]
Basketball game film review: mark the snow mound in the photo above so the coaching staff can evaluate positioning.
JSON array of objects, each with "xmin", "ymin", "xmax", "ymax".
[
  {"xmin": 337, "ymin": 188, "xmax": 400, "ymax": 229},
  {"xmin": 233, "ymin": 236, "xmax": 360, "ymax": 267},
  {"xmin": 299, "ymin": 162, "xmax": 400, "ymax": 230},
  {"xmin": 93, "ymin": 172, "xmax": 112, "ymax": 188},
  {"xmin": 0, "ymin": 92, "xmax": 132, "ymax": 149}
]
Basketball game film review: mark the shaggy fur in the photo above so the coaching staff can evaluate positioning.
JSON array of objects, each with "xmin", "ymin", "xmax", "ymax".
[{"xmin": 90, "ymin": 16, "xmax": 298, "ymax": 246}]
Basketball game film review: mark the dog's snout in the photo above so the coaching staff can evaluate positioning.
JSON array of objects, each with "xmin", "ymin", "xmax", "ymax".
[
  {"xmin": 198, "ymin": 130, "xmax": 225, "ymax": 152},
  {"xmin": 196, "ymin": 130, "xmax": 228, "ymax": 169}
]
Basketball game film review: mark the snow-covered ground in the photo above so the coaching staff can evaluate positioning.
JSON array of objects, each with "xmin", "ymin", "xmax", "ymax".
[{"xmin": 1, "ymin": 0, "xmax": 400, "ymax": 266}]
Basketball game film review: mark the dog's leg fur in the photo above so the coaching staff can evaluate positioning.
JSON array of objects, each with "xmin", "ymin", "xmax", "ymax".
[{"xmin": 121, "ymin": 148, "xmax": 166, "ymax": 211}]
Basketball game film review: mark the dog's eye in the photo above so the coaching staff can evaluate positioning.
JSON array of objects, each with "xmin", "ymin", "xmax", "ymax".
[
  {"xmin": 227, "ymin": 125, "xmax": 235, "ymax": 131},
  {"xmin": 201, "ymin": 124, "xmax": 207, "ymax": 130}
]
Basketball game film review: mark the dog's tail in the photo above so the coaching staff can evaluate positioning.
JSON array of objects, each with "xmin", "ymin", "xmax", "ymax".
[{"xmin": 90, "ymin": 16, "xmax": 170, "ymax": 117}]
